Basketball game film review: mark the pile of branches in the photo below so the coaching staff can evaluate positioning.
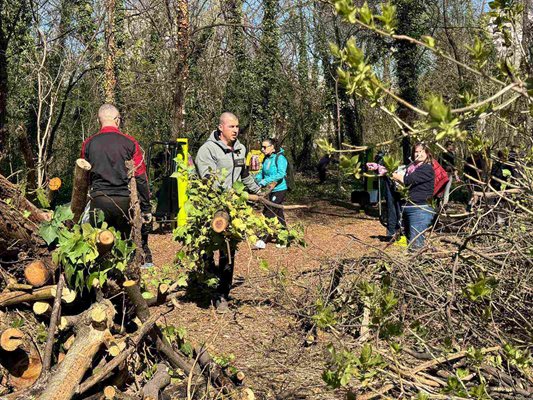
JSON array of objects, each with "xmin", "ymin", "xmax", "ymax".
[
  {"xmin": 0, "ymin": 162, "xmax": 253, "ymax": 400},
  {"xmin": 280, "ymin": 165, "xmax": 533, "ymax": 399}
]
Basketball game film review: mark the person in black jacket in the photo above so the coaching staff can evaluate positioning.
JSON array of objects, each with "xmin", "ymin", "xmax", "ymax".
[
  {"xmin": 392, "ymin": 143, "xmax": 435, "ymax": 249},
  {"xmin": 81, "ymin": 104, "xmax": 153, "ymax": 266}
]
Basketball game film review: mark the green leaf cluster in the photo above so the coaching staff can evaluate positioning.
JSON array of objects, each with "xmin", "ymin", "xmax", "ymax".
[
  {"xmin": 39, "ymin": 205, "xmax": 135, "ymax": 293},
  {"xmin": 462, "ymin": 274, "xmax": 497, "ymax": 302},
  {"xmin": 339, "ymin": 154, "xmax": 362, "ymax": 179},
  {"xmin": 173, "ymin": 167, "xmax": 304, "ymax": 287},
  {"xmin": 323, "ymin": 343, "xmax": 385, "ymax": 388},
  {"xmin": 334, "ymin": 1, "xmax": 397, "ymax": 34},
  {"xmin": 312, "ymin": 299, "xmax": 338, "ymax": 329},
  {"xmin": 424, "ymin": 95, "xmax": 465, "ymax": 141}
]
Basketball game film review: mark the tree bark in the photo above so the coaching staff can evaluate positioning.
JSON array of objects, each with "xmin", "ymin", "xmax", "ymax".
[
  {"xmin": 0, "ymin": 285, "xmax": 55, "ymax": 307},
  {"xmin": 171, "ymin": 0, "xmax": 190, "ymax": 139},
  {"xmin": 70, "ymin": 158, "xmax": 91, "ymax": 224},
  {"xmin": 38, "ymin": 300, "xmax": 116, "ymax": 400},
  {"xmin": 104, "ymin": 0, "xmax": 117, "ymax": 104},
  {"xmin": 0, "ymin": 28, "xmax": 8, "ymax": 157},
  {"xmin": 141, "ymin": 363, "xmax": 171, "ymax": 400}
]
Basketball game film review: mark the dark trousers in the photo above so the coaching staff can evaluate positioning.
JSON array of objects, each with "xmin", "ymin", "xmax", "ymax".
[
  {"xmin": 383, "ymin": 178, "xmax": 401, "ymax": 237},
  {"xmin": 263, "ymin": 190, "xmax": 287, "ymax": 228},
  {"xmin": 318, "ymin": 168, "xmax": 327, "ymax": 183},
  {"xmin": 205, "ymin": 247, "xmax": 236, "ymax": 298},
  {"xmin": 90, "ymin": 194, "xmax": 152, "ymax": 264},
  {"xmin": 89, "ymin": 194, "xmax": 131, "ymax": 236}
]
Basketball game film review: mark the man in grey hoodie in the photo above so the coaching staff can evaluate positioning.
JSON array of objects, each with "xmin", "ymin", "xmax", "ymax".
[{"xmin": 195, "ymin": 112, "xmax": 260, "ymax": 311}]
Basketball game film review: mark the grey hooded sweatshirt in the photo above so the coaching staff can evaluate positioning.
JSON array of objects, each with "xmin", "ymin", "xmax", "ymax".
[{"xmin": 195, "ymin": 130, "xmax": 260, "ymax": 193}]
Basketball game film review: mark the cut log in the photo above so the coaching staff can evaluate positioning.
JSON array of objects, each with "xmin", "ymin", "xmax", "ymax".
[
  {"xmin": 97, "ymin": 230, "xmax": 115, "ymax": 256},
  {"xmin": 33, "ymin": 301, "xmax": 52, "ymax": 316},
  {"xmin": 141, "ymin": 363, "xmax": 171, "ymax": 400},
  {"xmin": 24, "ymin": 260, "xmax": 53, "ymax": 287},
  {"xmin": 104, "ymin": 385, "xmax": 116, "ymax": 399},
  {"xmin": 235, "ymin": 371, "xmax": 245, "ymax": 383},
  {"xmin": 51, "ymin": 286, "xmax": 77, "ymax": 304},
  {"xmin": 0, "ymin": 285, "xmax": 55, "ymax": 307},
  {"xmin": 38, "ymin": 300, "xmax": 116, "ymax": 400},
  {"xmin": 195, "ymin": 345, "xmax": 235, "ymax": 390},
  {"xmin": 107, "ymin": 338, "xmax": 126, "ymax": 357},
  {"xmin": 70, "ymin": 158, "xmax": 91, "ymax": 224},
  {"xmin": 1, "ymin": 328, "xmax": 24, "ymax": 351},
  {"xmin": 47, "ymin": 177, "xmax": 62, "ymax": 206},
  {"xmin": 0, "ymin": 329, "xmax": 43, "ymax": 390},
  {"xmin": 211, "ymin": 210, "xmax": 230, "ymax": 233}
]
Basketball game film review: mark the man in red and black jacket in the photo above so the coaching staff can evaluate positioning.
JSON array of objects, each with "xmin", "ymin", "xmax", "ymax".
[{"xmin": 81, "ymin": 104, "xmax": 153, "ymax": 265}]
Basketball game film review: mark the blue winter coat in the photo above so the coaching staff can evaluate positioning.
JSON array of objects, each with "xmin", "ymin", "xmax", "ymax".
[{"xmin": 255, "ymin": 149, "xmax": 288, "ymax": 192}]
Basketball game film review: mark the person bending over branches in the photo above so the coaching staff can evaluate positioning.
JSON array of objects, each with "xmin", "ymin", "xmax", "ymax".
[
  {"xmin": 195, "ymin": 112, "xmax": 261, "ymax": 312},
  {"xmin": 392, "ymin": 143, "xmax": 435, "ymax": 250},
  {"xmin": 253, "ymin": 138, "xmax": 288, "ymax": 250}
]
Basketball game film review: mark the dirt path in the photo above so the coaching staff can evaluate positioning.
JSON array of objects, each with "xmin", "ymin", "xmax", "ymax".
[{"xmin": 148, "ymin": 201, "xmax": 385, "ymax": 399}]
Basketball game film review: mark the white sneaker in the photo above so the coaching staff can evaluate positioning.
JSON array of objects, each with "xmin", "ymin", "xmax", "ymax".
[
  {"xmin": 253, "ymin": 240, "xmax": 266, "ymax": 250},
  {"xmin": 275, "ymin": 244, "xmax": 287, "ymax": 249}
]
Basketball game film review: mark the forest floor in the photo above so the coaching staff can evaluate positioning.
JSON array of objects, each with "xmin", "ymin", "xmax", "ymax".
[{"xmin": 145, "ymin": 177, "xmax": 395, "ymax": 400}]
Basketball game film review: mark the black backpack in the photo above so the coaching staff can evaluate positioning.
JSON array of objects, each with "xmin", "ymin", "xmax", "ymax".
[{"xmin": 275, "ymin": 153, "xmax": 295, "ymax": 191}]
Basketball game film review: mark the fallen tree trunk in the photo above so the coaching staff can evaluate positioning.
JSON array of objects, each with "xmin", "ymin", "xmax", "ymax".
[{"xmin": 38, "ymin": 300, "xmax": 116, "ymax": 400}]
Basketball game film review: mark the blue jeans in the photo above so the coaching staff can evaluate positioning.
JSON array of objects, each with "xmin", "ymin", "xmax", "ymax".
[{"xmin": 402, "ymin": 204, "xmax": 435, "ymax": 249}]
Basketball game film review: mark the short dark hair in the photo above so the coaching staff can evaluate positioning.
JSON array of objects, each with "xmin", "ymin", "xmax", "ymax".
[{"xmin": 445, "ymin": 140, "xmax": 454, "ymax": 148}]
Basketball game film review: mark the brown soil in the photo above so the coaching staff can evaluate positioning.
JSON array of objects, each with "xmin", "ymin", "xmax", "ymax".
[{"xmin": 148, "ymin": 201, "xmax": 387, "ymax": 399}]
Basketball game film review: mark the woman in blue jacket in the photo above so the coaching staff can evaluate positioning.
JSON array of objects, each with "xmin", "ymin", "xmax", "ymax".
[{"xmin": 254, "ymin": 138, "xmax": 288, "ymax": 249}]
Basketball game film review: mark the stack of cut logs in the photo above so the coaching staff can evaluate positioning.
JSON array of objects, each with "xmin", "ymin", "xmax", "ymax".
[{"xmin": 0, "ymin": 161, "xmax": 253, "ymax": 400}]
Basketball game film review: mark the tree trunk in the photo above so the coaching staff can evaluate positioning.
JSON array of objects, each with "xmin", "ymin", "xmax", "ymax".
[
  {"xmin": 0, "ymin": 36, "xmax": 8, "ymax": 157},
  {"xmin": 392, "ymin": 0, "xmax": 427, "ymax": 163},
  {"xmin": 171, "ymin": 0, "xmax": 190, "ymax": 140},
  {"xmin": 38, "ymin": 300, "xmax": 115, "ymax": 400},
  {"xmin": 104, "ymin": 0, "xmax": 117, "ymax": 104}
]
